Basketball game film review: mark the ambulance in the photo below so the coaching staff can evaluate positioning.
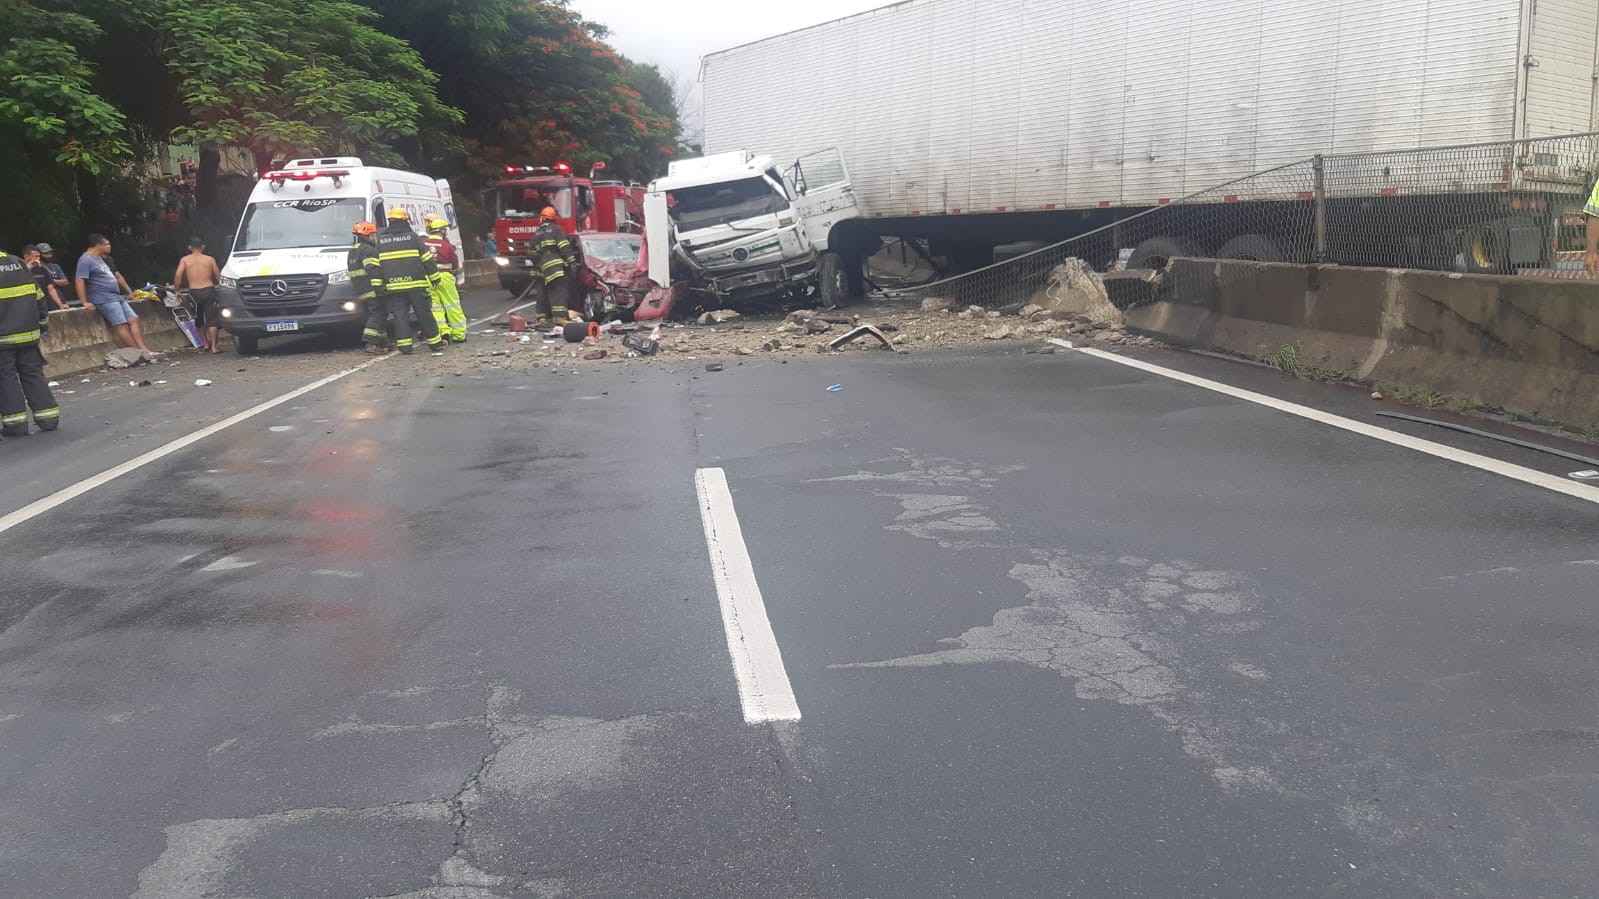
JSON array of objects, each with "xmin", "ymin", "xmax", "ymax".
[{"xmin": 216, "ymin": 158, "xmax": 463, "ymax": 354}]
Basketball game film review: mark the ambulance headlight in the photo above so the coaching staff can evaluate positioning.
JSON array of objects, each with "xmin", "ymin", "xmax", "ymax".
[
  {"xmin": 328, "ymin": 270, "xmax": 351, "ymax": 285},
  {"xmin": 219, "ymin": 275, "xmax": 236, "ymax": 289},
  {"xmin": 341, "ymin": 301, "xmax": 358, "ymax": 312}
]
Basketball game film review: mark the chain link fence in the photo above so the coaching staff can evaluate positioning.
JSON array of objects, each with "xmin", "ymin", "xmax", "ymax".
[{"xmin": 897, "ymin": 132, "xmax": 1599, "ymax": 311}]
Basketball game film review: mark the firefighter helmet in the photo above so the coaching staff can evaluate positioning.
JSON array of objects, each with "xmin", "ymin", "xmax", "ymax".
[
  {"xmin": 426, "ymin": 218, "xmax": 449, "ymax": 233},
  {"xmin": 540, "ymin": 207, "xmax": 558, "ymax": 221},
  {"xmin": 352, "ymin": 221, "xmax": 377, "ymax": 236},
  {"xmin": 386, "ymin": 207, "xmax": 411, "ymax": 220}
]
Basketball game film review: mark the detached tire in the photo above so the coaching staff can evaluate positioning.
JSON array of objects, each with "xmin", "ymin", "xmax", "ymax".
[
  {"xmin": 817, "ymin": 251, "xmax": 847, "ymax": 309},
  {"xmin": 234, "ymin": 334, "xmax": 259, "ymax": 356},
  {"xmin": 1127, "ymin": 236, "xmax": 1197, "ymax": 271},
  {"xmin": 1216, "ymin": 234, "xmax": 1285, "ymax": 262}
]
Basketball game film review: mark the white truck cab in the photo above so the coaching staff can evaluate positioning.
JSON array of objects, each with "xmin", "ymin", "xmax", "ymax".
[
  {"xmin": 645, "ymin": 148, "xmax": 861, "ymax": 307},
  {"xmin": 217, "ymin": 157, "xmax": 463, "ymax": 354}
]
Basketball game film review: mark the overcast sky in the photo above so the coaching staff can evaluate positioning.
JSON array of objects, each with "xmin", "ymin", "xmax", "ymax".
[{"xmin": 569, "ymin": 0, "xmax": 889, "ymax": 129}]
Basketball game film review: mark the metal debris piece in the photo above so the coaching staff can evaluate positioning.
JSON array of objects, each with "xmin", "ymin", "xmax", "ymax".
[{"xmin": 828, "ymin": 324, "xmax": 894, "ymax": 351}]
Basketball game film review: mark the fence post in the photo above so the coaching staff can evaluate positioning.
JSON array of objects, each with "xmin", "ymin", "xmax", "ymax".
[{"xmin": 1312, "ymin": 154, "xmax": 1329, "ymax": 264}]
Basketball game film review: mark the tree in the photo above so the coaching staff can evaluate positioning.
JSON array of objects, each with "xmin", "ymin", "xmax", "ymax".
[{"xmin": 0, "ymin": 2, "xmax": 129, "ymax": 172}]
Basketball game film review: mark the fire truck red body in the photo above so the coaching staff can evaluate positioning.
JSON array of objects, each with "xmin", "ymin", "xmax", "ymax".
[{"xmin": 492, "ymin": 161, "xmax": 645, "ymax": 295}]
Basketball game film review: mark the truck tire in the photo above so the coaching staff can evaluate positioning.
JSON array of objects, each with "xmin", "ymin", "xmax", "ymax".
[
  {"xmin": 1127, "ymin": 236, "xmax": 1196, "ymax": 271},
  {"xmin": 1216, "ymin": 234, "xmax": 1285, "ymax": 262},
  {"xmin": 234, "ymin": 334, "xmax": 259, "ymax": 356},
  {"xmin": 817, "ymin": 251, "xmax": 848, "ymax": 309}
]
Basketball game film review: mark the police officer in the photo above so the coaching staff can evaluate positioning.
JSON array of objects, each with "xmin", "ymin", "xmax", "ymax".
[
  {"xmin": 422, "ymin": 216, "xmax": 467, "ymax": 343},
  {"xmin": 0, "ymin": 249, "xmax": 60, "ymax": 438},
  {"xmin": 348, "ymin": 221, "xmax": 388, "ymax": 354},
  {"xmin": 362, "ymin": 208, "xmax": 444, "ymax": 355},
  {"xmin": 530, "ymin": 207, "xmax": 578, "ymax": 325}
]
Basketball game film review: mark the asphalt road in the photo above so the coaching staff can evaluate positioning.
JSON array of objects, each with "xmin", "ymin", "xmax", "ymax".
[{"xmin": 1, "ymin": 287, "xmax": 1596, "ymax": 898}]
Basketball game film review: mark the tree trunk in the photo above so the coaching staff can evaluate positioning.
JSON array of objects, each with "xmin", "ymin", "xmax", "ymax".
[{"xmin": 195, "ymin": 142, "xmax": 221, "ymax": 232}]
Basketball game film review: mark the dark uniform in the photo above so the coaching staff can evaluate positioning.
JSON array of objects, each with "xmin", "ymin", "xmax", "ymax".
[
  {"xmin": 362, "ymin": 220, "xmax": 443, "ymax": 354},
  {"xmin": 531, "ymin": 219, "xmax": 578, "ymax": 322},
  {"xmin": 0, "ymin": 251, "xmax": 59, "ymax": 437},
  {"xmin": 348, "ymin": 235, "xmax": 388, "ymax": 350}
]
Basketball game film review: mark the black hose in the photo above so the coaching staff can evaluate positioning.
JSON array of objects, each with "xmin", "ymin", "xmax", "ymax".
[{"xmin": 1374, "ymin": 411, "xmax": 1599, "ymax": 467}]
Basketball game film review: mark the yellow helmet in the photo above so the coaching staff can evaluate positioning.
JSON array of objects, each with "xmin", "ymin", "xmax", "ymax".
[
  {"xmin": 386, "ymin": 207, "xmax": 411, "ymax": 221},
  {"xmin": 427, "ymin": 217, "xmax": 449, "ymax": 233}
]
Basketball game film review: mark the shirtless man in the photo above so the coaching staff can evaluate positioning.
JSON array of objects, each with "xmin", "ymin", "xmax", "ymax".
[{"xmin": 174, "ymin": 236, "xmax": 223, "ymax": 353}]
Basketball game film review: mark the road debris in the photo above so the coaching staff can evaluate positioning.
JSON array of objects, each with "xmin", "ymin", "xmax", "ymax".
[
  {"xmin": 705, "ymin": 362, "xmax": 724, "ymax": 372},
  {"xmin": 826, "ymin": 384, "xmax": 845, "ymax": 392},
  {"xmin": 194, "ymin": 379, "xmax": 213, "ymax": 387},
  {"xmin": 828, "ymin": 324, "xmax": 894, "ymax": 351},
  {"xmin": 698, "ymin": 309, "xmax": 742, "ymax": 325}
]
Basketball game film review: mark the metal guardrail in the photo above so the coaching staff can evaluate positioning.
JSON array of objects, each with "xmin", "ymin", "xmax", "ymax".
[{"xmin": 900, "ymin": 132, "xmax": 1599, "ymax": 310}]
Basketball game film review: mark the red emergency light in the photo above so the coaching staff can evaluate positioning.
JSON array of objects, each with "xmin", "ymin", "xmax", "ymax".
[
  {"xmin": 555, "ymin": 161, "xmax": 572, "ymax": 175},
  {"xmin": 262, "ymin": 168, "xmax": 350, "ymax": 190}
]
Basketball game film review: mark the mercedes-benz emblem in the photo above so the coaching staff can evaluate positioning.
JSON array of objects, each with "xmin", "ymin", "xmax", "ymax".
[
  {"xmin": 732, "ymin": 248, "xmax": 749, "ymax": 262},
  {"xmin": 269, "ymin": 279, "xmax": 290, "ymax": 297}
]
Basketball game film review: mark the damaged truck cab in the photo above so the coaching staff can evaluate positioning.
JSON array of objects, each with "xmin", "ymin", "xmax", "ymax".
[{"xmin": 644, "ymin": 148, "xmax": 863, "ymax": 308}]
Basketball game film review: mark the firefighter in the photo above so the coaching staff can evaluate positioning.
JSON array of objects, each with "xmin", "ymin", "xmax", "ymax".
[
  {"xmin": 423, "ymin": 216, "xmax": 468, "ymax": 343},
  {"xmin": 0, "ymin": 249, "xmax": 60, "ymax": 439},
  {"xmin": 363, "ymin": 208, "xmax": 444, "ymax": 355},
  {"xmin": 348, "ymin": 221, "xmax": 388, "ymax": 354},
  {"xmin": 530, "ymin": 206, "xmax": 578, "ymax": 324}
]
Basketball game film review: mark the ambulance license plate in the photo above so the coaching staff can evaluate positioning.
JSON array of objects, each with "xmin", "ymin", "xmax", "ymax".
[{"xmin": 265, "ymin": 320, "xmax": 299, "ymax": 333}]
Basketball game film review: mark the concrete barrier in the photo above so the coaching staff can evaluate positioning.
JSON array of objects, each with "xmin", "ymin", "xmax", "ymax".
[
  {"xmin": 1126, "ymin": 259, "xmax": 1599, "ymax": 430},
  {"xmin": 465, "ymin": 259, "xmax": 500, "ymax": 289},
  {"xmin": 40, "ymin": 299, "xmax": 194, "ymax": 376}
]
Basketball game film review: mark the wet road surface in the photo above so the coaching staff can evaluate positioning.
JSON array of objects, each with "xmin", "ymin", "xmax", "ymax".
[{"xmin": 1, "ymin": 289, "xmax": 1596, "ymax": 898}]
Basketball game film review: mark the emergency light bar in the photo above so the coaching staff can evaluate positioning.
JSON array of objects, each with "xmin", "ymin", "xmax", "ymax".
[
  {"xmin": 262, "ymin": 169, "xmax": 350, "ymax": 191},
  {"xmin": 504, "ymin": 165, "xmax": 555, "ymax": 175}
]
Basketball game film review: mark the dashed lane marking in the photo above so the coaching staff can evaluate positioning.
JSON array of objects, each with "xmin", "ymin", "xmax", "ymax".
[{"xmin": 694, "ymin": 468, "xmax": 801, "ymax": 723}]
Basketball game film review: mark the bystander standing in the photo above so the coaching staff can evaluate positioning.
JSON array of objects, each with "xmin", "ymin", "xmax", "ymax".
[
  {"xmin": 483, "ymin": 233, "xmax": 498, "ymax": 258},
  {"xmin": 174, "ymin": 236, "xmax": 223, "ymax": 353}
]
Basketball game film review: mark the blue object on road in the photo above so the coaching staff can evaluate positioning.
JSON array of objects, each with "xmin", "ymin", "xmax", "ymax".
[{"xmin": 826, "ymin": 384, "xmax": 845, "ymax": 392}]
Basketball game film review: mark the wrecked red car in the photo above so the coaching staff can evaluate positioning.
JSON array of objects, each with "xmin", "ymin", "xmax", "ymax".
[{"xmin": 576, "ymin": 231, "xmax": 651, "ymax": 322}]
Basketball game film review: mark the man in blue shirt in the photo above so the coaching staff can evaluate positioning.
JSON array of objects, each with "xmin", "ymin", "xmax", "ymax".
[{"xmin": 75, "ymin": 234, "xmax": 151, "ymax": 353}]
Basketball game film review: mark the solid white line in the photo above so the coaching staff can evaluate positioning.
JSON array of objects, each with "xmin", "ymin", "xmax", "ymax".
[
  {"xmin": 0, "ymin": 355, "xmax": 392, "ymax": 537},
  {"xmin": 1057, "ymin": 341, "xmax": 1599, "ymax": 506},
  {"xmin": 694, "ymin": 468, "xmax": 802, "ymax": 723},
  {"xmin": 0, "ymin": 292, "xmax": 533, "ymax": 538}
]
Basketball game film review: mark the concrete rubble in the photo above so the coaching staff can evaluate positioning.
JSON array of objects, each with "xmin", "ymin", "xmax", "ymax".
[{"xmin": 398, "ymin": 297, "xmax": 1160, "ymax": 377}]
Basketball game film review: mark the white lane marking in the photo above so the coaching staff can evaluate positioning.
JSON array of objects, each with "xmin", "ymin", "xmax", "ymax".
[
  {"xmin": 0, "ymin": 355, "xmax": 390, "ymax": 538},
  {"xmin": 1060, "ymin": 342, "xmax": 1599, "ymax": 506},
  {"xmin": 200, "ymin": 555, "xmax": 257, "ymax": 573},
  {"xmin": 0, "ymin": 293, "xmax": 528, "ymax": 539},
  {"xmin": 694, "ymin": 468, "xmax": 801, "ymax": 723}
]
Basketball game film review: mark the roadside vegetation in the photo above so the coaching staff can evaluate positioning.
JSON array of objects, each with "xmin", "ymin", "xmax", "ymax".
[{"xmin": 0, "ymin": 0, "xmax": 680, "ymax": 278}]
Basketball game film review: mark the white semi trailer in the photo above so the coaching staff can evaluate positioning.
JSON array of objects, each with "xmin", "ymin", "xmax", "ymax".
[{"xmin": 701, "ymin": 0, "xmax": 1599, "ymax": 276}]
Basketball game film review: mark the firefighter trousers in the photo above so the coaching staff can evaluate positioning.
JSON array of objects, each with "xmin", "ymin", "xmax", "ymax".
[
  {"xmin": 0, "ymin": 343, "xmax": 59, "ymax": 435},
  {"xmin": 387, "ymin": 289, "xmax": 442, "ymax": 353},
  {"xmin": 537, "ymin": 275, "xmax": 572, "ymax": 321},
  {"xmin": 429, "ymin": 274, "xmax": 468, "ymax": 342},
  {"xmin": 361, "ymin": 297, "xmax": 389, "ymax": 348}
]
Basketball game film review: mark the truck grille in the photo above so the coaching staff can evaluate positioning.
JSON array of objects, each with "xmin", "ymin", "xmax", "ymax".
[{"xmin": 238, "ymin": 274, "xmax": 326, "ymax": 317}]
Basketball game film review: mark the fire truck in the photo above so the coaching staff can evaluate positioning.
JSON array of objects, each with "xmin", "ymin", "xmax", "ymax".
[{"xmin": 492, "ymin": 161, "xmax": 645, "ymax": 296}]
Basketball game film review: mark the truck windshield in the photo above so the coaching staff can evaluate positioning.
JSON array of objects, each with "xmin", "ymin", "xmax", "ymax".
[
  {"xmin": 669, "ymin": 178, "xmax": 789, "ymax": 231},
  {"xmin": 235, "ymin": 198, "xmax": 366, "ymax": 251},
  {"xmin": 500, "ymin": 184, "xmax": 573, "ymax": 219}
]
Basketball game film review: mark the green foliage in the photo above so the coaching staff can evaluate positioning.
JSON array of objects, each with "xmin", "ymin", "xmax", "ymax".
[
  {"xmin": 0, "ymin": 3, "xmax": 130, "ymax": 172},
  {"xmin": 146, "ymin": 0, "xmax": 462, "ymax": 167},
  {"xmin": 1, "ymin": 0, "xmax": 679, "ymax": 251}
]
